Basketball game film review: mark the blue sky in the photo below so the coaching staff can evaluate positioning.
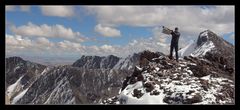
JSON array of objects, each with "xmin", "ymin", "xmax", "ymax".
[
  {"xmin": 5, "ymin": 5, "xmax": 234, "ymax": 62},
  {"xmin": 6, "ymin": 6, "xmax": 154, "ymax": 46}
]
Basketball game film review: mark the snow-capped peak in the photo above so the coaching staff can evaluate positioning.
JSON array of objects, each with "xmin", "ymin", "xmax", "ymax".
[
  {"xmin": 190, "ymin": 40, "xmax": 215, "ymax": 57},
  {"xmin": 177, "ymin": 30, "xmax": 215, "ymax": 58}
]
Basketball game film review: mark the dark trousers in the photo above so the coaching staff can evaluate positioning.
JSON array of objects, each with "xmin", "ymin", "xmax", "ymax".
[{"xmin": 169, "ymin": 44, "xmax": 178, "ymax": 61}]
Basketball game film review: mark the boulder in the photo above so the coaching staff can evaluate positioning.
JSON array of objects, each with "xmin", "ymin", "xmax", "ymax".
[
  {"xmin": 160, "ymin": 60, "xmax": 168, "ymax": 66},
  {"xmin": 133, "ymin": 89, "xmax": 144, "ymax": 98},
  {"xmin": 163, "ymin": 93, "xmax": 184, "ymax": 104},
  {"xmin": 144, "ymin": 82, "xmax": 155, "ymax": 92},
  {"xmin": 150, "ymin": 90, "xmax": 160, "ymax": 95},
  {"xmin": 188, "ymin": 64, "xmax": 209, "ymax": 77},
  {"xmin": 185, "ymin": 93, "xmax": 202, "ymax": 104},
  {"xmin": 200, "ymin": 79, "xmax": 209, "ymax": 91},
  {"xmin": 137, "ymin": 74, "xmax": 144, "ymax": 81}
]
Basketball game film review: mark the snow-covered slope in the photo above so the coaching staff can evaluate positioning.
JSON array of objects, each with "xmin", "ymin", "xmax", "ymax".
[
  {"xmin": 6, "ymin": 76, "xmax": 24, "ymax": 100},
  {"xmin": 118, "ymin": 81, "xmax": 166, "ymax": 104},
  {"xmin": 5, "ymin": 57, "xmax": 47, "ymax": 104},
  {"xmin": 117, "ymin": 63, "xmax": 233, "ymax": 104},
  {"xmin": 101, "ymin": 52, "xmax": 234, "ymax": 104},
  {"xmin": 178, "ymin": 30, "xmax": 215, "ymax": 58},
  {"xmin": 190, "ymin": 40, "xmax": 215, "ymax": 57},
  {"xmin": 113, "ymin": 53, "xmax": 140, "ymax": 70},
  {"xmin": 12, "ymin": 87, "xmax": 29, "ymax": 104},
  {"xmin": 178, "ymin": 40, "xmax": 215, "ymax": 58}
]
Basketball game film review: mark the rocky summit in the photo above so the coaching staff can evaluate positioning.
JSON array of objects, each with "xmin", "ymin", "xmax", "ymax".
[
  {"xmin": 100, "ymin": 30, "xmax": 235, "ymax": 105},
  {"xmin": 101, "ymin": 51, "xmax": 234, "ymax": 104}
]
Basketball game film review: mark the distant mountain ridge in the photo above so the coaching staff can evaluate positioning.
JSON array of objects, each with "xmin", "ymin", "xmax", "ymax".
[
  {"xmin": 72, "ymin": 55, "xmax": 120, "ymax": 69},
  {"xmin": 5, "ymin": 51, "xmax": 144, "ymax": 104}
]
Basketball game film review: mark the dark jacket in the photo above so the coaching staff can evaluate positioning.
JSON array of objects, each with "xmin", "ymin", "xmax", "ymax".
[{"xmin": 170, "ymin": 31, "xmax": 180, "ymax": 46}]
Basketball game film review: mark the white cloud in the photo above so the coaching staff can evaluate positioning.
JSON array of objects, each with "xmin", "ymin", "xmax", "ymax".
[
  {"xmin": 5, "ymin": 35, "xmax": 53, "ymax": 51},
  {"xmin": 6, "ymin": 5, "xmax": 31, "ymax": 12},
  {"xmin": 10, "ymin": 22, "xmax": 86, "ymax": 43},
  {"xmin": 40, "ymin": 6, "xmax": 74, "ymax": 17},
  {"xmin": 85, "ymin": 6, "xmax": 165, "ymax": 27},
  {"xmin": 6, "ymin": 33, "xmax": 169, "ymax": 58},
  {"xmin": 152, "ymin": 26, "xmax": 168, "ymax": 43},
  {"xmin": 6, "ymin": 34, "xmax": 83, "ymax": 57},
  {"xmin": 100, "ymin": 44, "xmax": 115, "ymax": 52},
  {"xmin": 6, "ymin": 6, "xmax": 16, "ymax": 11},
  {"xmin": 56, "ymin": 40, "xmax": 83, "ymax": 51},
  {"xmin": 6, "ymin": 34, "xmax": 32, "ymax": 47},
  {"xmin": 94, "ymin": 24, "xmax": 121, "ymax": 37},
  {"xmin": 125, "ymin": 38, "xmax": 169, "ymax": 55},
  {"xmin": 19, "ymin": 6, "xmax": 31, "ymax": 12},
  {"xmin": 85, "ymin": 6, "xmax": 234, "ymax": 37},
  {"xmin": 35, "ymin": 37, "xmax": 53, "ymax": 47},
  {"xmin": 129, "ymin": 40, "xmax": 138, "ymax": 46}
]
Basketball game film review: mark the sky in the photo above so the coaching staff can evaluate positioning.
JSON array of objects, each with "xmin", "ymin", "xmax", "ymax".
[{"xmin": 5, "ymin": 5, "xmax": 235, "ymax": 62}]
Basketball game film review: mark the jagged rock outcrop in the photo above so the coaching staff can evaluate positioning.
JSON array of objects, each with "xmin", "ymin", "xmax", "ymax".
[
  {"xmin": 6, "ymin": 57, "xmax": 46, "ymax": 86},
  {"xmin": 139, "ymin": 50, "xmax": 164, "ymax": 67},
  {"xmin": 201, "ymin": 30, "xmax": 234, "ymax": 68},
  {"xmin": 5, "ymin": 57, "xmax": 46, "ymax": 104}
]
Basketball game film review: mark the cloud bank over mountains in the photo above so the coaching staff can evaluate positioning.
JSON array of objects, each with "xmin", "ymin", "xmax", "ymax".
[{"xmin": 6, "ymin": 6, "xmax": 234, "ymax": 59}]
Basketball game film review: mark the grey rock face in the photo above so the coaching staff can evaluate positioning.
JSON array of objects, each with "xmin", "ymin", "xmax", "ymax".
[
  {"xmin": 101, "ymin": 55, "xmax": 120, "ymax": 69},
  {"xmin": 207, "ymin": 30, "xmax": 234, "ymax": 68},
  {"xmin": 5, "ymin": 57, "xmax": 46, "ymax": 88},
  {"xmin": 72, "ymin": 55, "xmax": 120, "ymax": 69},
  {"xmin": 197, "ymin": 30, "xmax": 234, "ymax": 68},
  {"xmin": 72, "ymin": 55, "xmax": 103, "ymax": 69}
]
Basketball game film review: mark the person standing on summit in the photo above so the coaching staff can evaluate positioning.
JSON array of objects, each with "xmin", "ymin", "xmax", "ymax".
[
  {"xmin": 169, "ymin": 27, "xmax": 180, "ymax": 62},
  {"xmin": 162, "ymin": 26, "xmax": 180, "ymax": 62}
]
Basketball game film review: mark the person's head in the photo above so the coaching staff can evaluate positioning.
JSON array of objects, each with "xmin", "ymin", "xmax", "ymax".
[{"xmin": 175, "ymin": 27, "xmax": 178, "ymax": 31}]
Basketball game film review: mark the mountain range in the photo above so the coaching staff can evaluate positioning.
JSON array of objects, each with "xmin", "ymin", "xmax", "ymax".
[{"xmin": 5, "ymin": 30, "xmax": 235, "ymax": 104}]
